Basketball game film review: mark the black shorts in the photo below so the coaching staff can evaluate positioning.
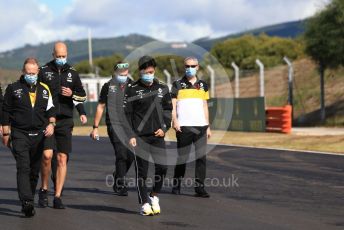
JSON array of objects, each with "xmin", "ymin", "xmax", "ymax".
[{"xmin": 44, "ymin": 118, "xmax": 74, "ymax": 154}]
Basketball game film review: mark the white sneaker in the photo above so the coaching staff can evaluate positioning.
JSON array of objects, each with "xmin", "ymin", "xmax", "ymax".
[
  {"xmin": 150, "ymin": 196, "xmax": 161, "ymax": 215},
  {"xmin": 140, "ymin": 203, "xmax": 154, "ymax": 216}
]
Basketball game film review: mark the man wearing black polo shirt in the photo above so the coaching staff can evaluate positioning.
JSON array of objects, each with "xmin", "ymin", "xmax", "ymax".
[
  {"xmin": 90, "ymin": 62, "xmax": 134, "ymax": 196},
  {"xmin": 171, "ymin": 57, "xmax": 211, "ymax": 198}
]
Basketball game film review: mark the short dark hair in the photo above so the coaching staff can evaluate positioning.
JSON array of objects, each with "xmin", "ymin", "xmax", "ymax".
[
  {"xmin": 22, "ymin": 57, "xmax": 39, "ymax": 71},
  {"xmin": 138, "ymin": 55, "xmax": 156, "ymax": 70}
]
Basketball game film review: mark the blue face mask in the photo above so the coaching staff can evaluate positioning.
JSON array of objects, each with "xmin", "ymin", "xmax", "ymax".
[
  {"xmin": 55, "ymin": 57, "xmax": 67, "ymax": 66},
  {"xmin": 24, "ymin": 74, "xmax": 38, "ymax": 85},
  {"xmin": 141, "ymin": 73, "xmax": 154, "ymax": 84},
  {"xmin": 116, "ymin": 75, "xmax": 128, "ymax": 84},
  {"xmin": 185, "ymin": 67, "xmax": 197, "ymax": 78}
]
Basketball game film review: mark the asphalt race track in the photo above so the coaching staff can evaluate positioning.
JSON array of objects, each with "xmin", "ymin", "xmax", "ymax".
[{"xmin": 0, "ymin": 136, "xmax": 343, "ymax": 230}]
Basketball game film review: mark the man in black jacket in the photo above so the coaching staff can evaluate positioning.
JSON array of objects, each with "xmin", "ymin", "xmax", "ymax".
[
  {"xmin": 37, "ymin": 42, "xmax": 87, "ymax": 209},
  {"xmin": 90, "ymin": 61, "xmax": 134, "ymax": 196},
  {"xmin": 125, "ymin": 56, "xmax": 172, "ymax": 216},
  {"xmin": 1, "ymin": 58, "xmax": 56, "ymax": 217},
  {"xmin": 0, "ymin": 85, "xmax": 3, "ymax": 135}
]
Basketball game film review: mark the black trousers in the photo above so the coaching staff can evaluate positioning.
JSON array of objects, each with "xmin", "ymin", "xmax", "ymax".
[
  {"xmin": 134, "ymin": 135, "xmax": 167, "ymax": 204},
  {"xmin": 11, "ymin": 129, "xmax": 45, "ymax": 202},
  {"xmin": 107, "ymin": 125, "xmax": 134, "ymax": 187},
  {"xmin": 173, "ymin": 126, "xmax": 208, "ymax": 188}
]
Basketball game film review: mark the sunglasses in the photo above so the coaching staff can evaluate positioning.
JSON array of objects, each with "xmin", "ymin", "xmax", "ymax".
[
  {"xmin": 115, "ymin": 63, "xmax": 129, "ymax": 70},
  {"xmin": 185, "ymin": 65, "xmax": 198, "ymax": 68}
]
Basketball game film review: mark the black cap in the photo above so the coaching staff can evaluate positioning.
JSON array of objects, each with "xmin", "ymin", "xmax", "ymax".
[{"xmin": 138, "ymin": 55, "xmax": 156, "ymax": 70}]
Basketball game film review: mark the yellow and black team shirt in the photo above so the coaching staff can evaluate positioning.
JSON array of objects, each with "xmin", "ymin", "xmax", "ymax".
[{"xmin": 171, "ymin": 76, "xmax": 209, "ymax": 127}]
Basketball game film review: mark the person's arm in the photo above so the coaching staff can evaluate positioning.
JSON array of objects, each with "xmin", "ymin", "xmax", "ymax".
[
  {"xmin": 123, "ymin": 86, "xmax": 136, "ymax": 147},
  {"xmin": 171, "ymin": 98, "xmax": 181, "ymax": 132},
  {"xmin": 2, "ymin": 125, "xmax": 10, "ymax": 147},
  {"xmin": 154, "ymin": 86, "xmax": 173, "ymax": 138},
  {"xmin": 76, "ymin": 103, "xmax": 86, "ymax": 116},
  {"xmin": 2, "ymin": 85, "xmax": 13, "ymax": 146},
  {"xmin": 203, "ymin": 101, "xmax": 209, "ymax": 125},
  {"xmin": 90, "ymin": 103, "xmax": 105, "ymax": 140},
  {"xmin": 94, "ymin": 104, "xmax": 105, "ymax": 128},
  {"xmin": 42, "ymin": 84, "xmax": 55, "ymax": 137},
  {"xmin": 71, "ymin": 72, "xmax": 87, "ymax": 124},
  {"xmin": 0, "ymin": 86, "xmax": 3, "ymax": 135},
  {"xmin": 162, "ymin": 86, "xmax": 172, "ymax": 131},
  {"xmin": 90, "ymin": 83, "xmax": 109, "ymax": 139},
  {"xmin": 71, "ymin": 72, "xmax": 87, "ymax": 103},
  {"xmin": 170, "ymin": 82, "xmax": 181, "ymax": 132},
  {"xmin": 203, "ymin": 87, "xmax": 211, "ymax": 139}
]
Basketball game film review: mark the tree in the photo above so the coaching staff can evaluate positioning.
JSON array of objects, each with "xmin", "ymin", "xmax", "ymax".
[
  {"xmin": 210, "ymin": 34, "xmax": 304, "ymax": 70},
  {"xmin": 304, "ymin": 0, "xmax": 344, "ymax": 122}
]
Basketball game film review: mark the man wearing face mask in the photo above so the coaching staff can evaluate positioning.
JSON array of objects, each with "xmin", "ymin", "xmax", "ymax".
[
  {"xmin": 124, "ymin": 55, "xmax": 172, "ymax": 216},
  {"xmin": 90, "ymin": 61, "xmax": 134, "ymax": 196},
  {"xmin": 1, "ymin": 58, "xmax": 55, "ymax": 217},
  {"xmin": 37, "ymin": 42, "xmax": 87, "ymax": 209},
  {"xmin": 171, "ymin": 57, "xmax": 211, "ymax": 198}
]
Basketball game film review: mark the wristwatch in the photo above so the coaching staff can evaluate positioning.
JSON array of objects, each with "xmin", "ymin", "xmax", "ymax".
[
  {"xmin": 49, "ymin": 122, "xmax": 56, "ymax": 127},
  {"xmin": 93, "ymin": 125, "xmax": 99, "ymax": 129},
  {"xmin": 2, "ymin": 133, "xmax": 10, "ymax": 136}
]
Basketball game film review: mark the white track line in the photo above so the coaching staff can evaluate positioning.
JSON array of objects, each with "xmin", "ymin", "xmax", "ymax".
[
  {"xmin": 207, "ymin": 143, "xmax": 344, "ymax": 157},
  {"xmin": 164, "ymin": 138, "xmax": 343, "ymax": 156}
]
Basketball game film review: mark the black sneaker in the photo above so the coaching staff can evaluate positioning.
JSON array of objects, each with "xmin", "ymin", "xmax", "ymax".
[
  {"xmin": 53, "ymin": 197, "xmax": 65, "ymax": 209},
  {"xmin": 38, "ymin": 188, "xmax": 48, "ymax": 208},
  {"xmin": 113, "ymin": 185, "xmax": 128, "ymax": 196},
  {"xmin": 22, "ymin": 201, "xmax": 35, "ymax": 217},
  {"xmin": 195, "ymin": 186, "xmax": 210, "ymax": 198}
]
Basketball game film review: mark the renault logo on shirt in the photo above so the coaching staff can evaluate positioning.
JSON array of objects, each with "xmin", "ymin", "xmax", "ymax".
[{"xmin": 67, "ymin": 73, "xmax": 73, "ymax": 82}]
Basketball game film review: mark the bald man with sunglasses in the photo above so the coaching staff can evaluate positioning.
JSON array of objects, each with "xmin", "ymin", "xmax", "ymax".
[{"xmin": 171, "ymin": 57, "xmax": 211, "ymax": 198}]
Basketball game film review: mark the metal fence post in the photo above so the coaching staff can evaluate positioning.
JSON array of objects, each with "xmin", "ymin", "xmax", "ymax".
[
  {"xmin": 163, "ymin": 69, "xmax": 172, "ymax": 89},
  {"xmin": 255, "ymin": 59, "xmax": 265, "ymax": 97},
  {"xmin": 207, "ymin": 65, "xmax": 215, "ymax": 98},
  {"xmin": 283, "ymin": 56, "xmax": 294, "ymax": 121},
  {"xmin": 231, "ymin": 62, "xmax": 240, "ymax": 98}
]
